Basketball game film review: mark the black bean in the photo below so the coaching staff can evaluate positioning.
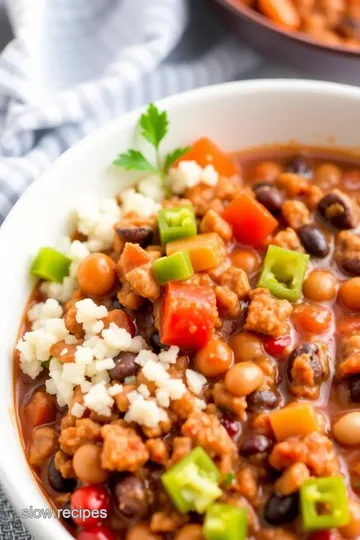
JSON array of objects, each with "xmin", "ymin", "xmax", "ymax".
[
  {"xmin": 349, "ymin": 376, "xmax": 360, "ymax": 402},
  {"xmin": 239, "ymin": 434, "xmax": 273, "ymax": 456},
  {"xmin": 150, "ymin": 331, "xmax": 169, "ymax": 354},
  {"xmin": 48, "ymin": 458, "xmax": 77, "ymax": 493},
  {"xmin": 287, "ymin": 343, "xmax": 325, "ymax": 384},
  {"xmin": 115, "ymin": 225, "xmax": 153, "ymax": 248},
  {"xmin": 253, "ymin": 185, "xmax": 284, "ymax": 215},
  {"xmin": 113, "ymin": 475, "xmax": 149, "ymax": 518},
  {"xmin": 246, "ymin": 389, "xmax": 280, "ymax": 412},
  {"xmin": 298, "ymin": 224, "xmax": 330, "ymax": 258},
  {"xmin": 111, "ymin": 298, "xmax": 126, "ymax": 311},
  {"xmin": 286, "ymin": 156, "xmax": 312, "ymax": 178},
  {"xmin": 252, "ymin": 181, "xmax": 273, "ymax": 191},
  {"xmin": 318, "ymin": 190, "xmax": 357, "ymax": 229},
  {"xmin": 108, "ymin": 352, "xmax": 138, "ymax": 382},
  {"xmin": 264, "ymin": 492, "xmax": 299, "ymax": 525}
]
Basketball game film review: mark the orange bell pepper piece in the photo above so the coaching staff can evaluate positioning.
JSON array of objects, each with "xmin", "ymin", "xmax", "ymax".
[
  {"xmin": 173, "ymin": 137, "xmax": 237, "ymax": 177},
  {"xmin": 166, "ymin": 233, "xmax": 224, "ymax": 272},
  {"xmin": 222, "ymin": 192, "xmax": 278, "ymax": 247},
  {"xmin": 269, "ymin": 403, "xmax": 318, "ymax": 442}
]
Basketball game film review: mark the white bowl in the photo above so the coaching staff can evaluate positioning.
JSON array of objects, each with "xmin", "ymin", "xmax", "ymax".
[{"xmin": 2, "ymin": 79, "xmax": 360, "ymax": 540}]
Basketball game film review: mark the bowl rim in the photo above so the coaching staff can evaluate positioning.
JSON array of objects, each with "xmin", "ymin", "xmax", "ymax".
[
  {"xmin": 212, "ymin": 0, "xmax": 360, "ymax": 58},
  {"xmin": 3, "ymin": 78, "xmax": 360, "ymax": 540}
]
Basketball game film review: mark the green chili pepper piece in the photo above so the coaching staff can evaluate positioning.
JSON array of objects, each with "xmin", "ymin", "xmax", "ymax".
[
  {"xmin": 157, "ymin": 205, "xmax": 197, "ymax": 245},
  {"xmin": 152, "ymin": 250, "xmax": 194, "ymax": 285},
  {"xmin": 257, "ymin": 245, "xmax": 309, "ymax": 302},
  {"xmin": 204, "ymin": 503, "xmax": 247, "ymax": 540},
  {"xmin": 31, "ymin": 247, "xmax": 72, "ymax": 283},
  {"xmin": 161, "ymin": 447, "xmax": 222, "ymax": 514},
  {"xmin": 300, "ymin": 476, "xmax": 350, "ymax": 531}
]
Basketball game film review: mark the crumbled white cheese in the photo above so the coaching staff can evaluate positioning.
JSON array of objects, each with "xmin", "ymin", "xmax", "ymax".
[
  {"xmin": 95, "ymin": 358, "xmax": 116, "ymax": 372},
  {"xmin": 138, "ymin": 174, "xmax": 165, "ymax": 202},
  {"xmin": 142, "ymin": 360, "xmax": 170, "ymax": 384},
  {"xmin": 138, "ymin": 384, "xmax": 151, "ymax": 398},
  {"xmin": 120, "ymin": 188, "xmax": 160, "ymax": 218},
  {"xmin": 102, "ymin": 323, "xmax": 132, "ymax": 351},
  {"xmin": 77, "ymin": 198, "xmax": 122, "ymax": 252},
  {"xmin": 186, "ymin": 369, "xmax": 207, "ymax": 396},
  {"xmin": 108, "ymin": 383, "xmax": 123, "ymax": 397},
  {"xmin": 156, "ymin": 389, "xmax": 170, "ymax": 408},
  {"xmin": 167, "ymin": 160, "xmax": 219, "ymax": 195},
  {"xmin": 159, "ymin": 378, "xmax": 186, "ymax": 400},
  {"xmin": 124, "ymin": 392, "xmax": 167, "ymax": 428},
  {"xmin": 83, "ymin": 382, "xmax": 114, "ymax": 416},
  {"xmin": 135, "ymin": 349, "xmax": 159, "ymax": 367},
  {"xmin": 194, "ymin": 398, "xmax": 207, "ymax": 412},
  {"xmin": 75, "ymin": 299, "xmax": 108, "ymax": 324},
  {"xmin": 158, "ymin": 346, "xmax": 179, "ymax": 365},
  {"xmin": 71, "ymin": 402, "xmax": 86, "ymax": 418}
]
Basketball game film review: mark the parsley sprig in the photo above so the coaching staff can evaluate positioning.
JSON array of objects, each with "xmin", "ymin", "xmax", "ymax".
[{"xmin": 113, "ymin": 103, "xmax": 190, "ymax": 198}]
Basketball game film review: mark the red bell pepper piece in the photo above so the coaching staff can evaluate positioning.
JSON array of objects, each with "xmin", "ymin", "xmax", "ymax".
[
  {"xmin": 264, "ymin": 335, "xmax": 292, "ymax": 357},
  {"xmin": 222, "ymin": 193, "xmax": 278, "ymax": 247},
  {"xmin": 173, "ymin": 137, "xmax": 237, "ymax": 177},
  {"xmin": 161, "ymin": 282, "xmax": 217, "ymax": 349}
]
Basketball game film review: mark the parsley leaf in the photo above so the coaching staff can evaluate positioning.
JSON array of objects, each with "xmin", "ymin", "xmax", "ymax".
[
  {"xmin": 112, "ymin": 103, "xmax": 191, "ymax": 198},
  {"xmin": 164, "ymin": 146, "xmax": 191, "ymax": 172},
  {"xmin": 140, "ymin": 103, "xmax": 168, "ymax": 149},
  {"xmin": 113, "ymin": 150, "xmax": 156, "ymax": 173},
  {"xmin": 225, "ymin": 472, "xmax": 235, "ymax": 485}
]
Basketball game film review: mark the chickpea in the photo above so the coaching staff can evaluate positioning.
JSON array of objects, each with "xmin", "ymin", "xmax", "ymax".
[
  {"xmin": 339, "ymin": 278, "xmax": 360, "ymax": 310},
  {"xmin": 77, "ymin": 253, "xmax": 116, "ymax": 297},
  {"xmin": 332, "ymin": 411, "xmax": 360, "ymax": 446},
  {"xmin": 225, "ymin": 362, "xmax": 264, "ymax": 397},
  {"xmin": 315, "ymin": 163, "xmax": 342, "ymax": 190},
  {"xmin": 175, "ymin": 524, "xmax": 204, "ymax": 540},
  {"xmin": 303, "ymin": 270, "xmax": 337, "ymax": 302},
  {"xmin": 340, "ymin": 499, "xmax": 360, "ymax": 538},
  {"xmin": 251, "ymin": 161, "xmax": 282, "ymax": 183},
  {"xmin": 73, "ymin": 443, "xmax": 109, "ymax": 484},
  {"xmin": 230, "ymin": 332, "xmax": 265, "ymax": 363},
  {"xmin": 195, "ymin": 338, "xmax": 233, "ymax": 377},
  {"xmin": 126, "ymin": 524, "xmax": 161, "ymax": 540},
  {"xmin": 230, "ymin": 248, "xmax": 261, "ymax": 275}
]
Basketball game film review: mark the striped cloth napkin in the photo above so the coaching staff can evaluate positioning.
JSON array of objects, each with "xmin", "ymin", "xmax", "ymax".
[
  {"xmin": 0, "ymin": 0, "xmax": 260, "ymax": 226},
  {"xmin": 0, "ymin": 1, "xmax": 260, "ymax": 538}
]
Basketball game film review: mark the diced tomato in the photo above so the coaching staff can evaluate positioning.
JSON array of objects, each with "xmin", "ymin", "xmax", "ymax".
[
  {"xmin": 71, "ymin": 485, "xmax": 111, "ymax": 529},
  {"xmin": 173, "ymin": 137, "xmax": 237, "ymax": 177},
  {"xmin": 264, "ymin": 335, "xmax": 292, "ymax": 357},
  {"xmin": 161, "ymin": 282, "xmax": 217, "ymax": 349},
  {"xmin": 77, "ymin": 527, "xmax": 116, "ymax": 540},
  {"xmin": 24, "ymin": 391, "xmax": 57, "ymax": 428},
  {"xmin": 337, "ymin": 315, "xmax": 360, "ymax": 336},
  {"xmin": 292, "ymin": 303, "xmax": 333, "ymax": 335},
  {"xmin": 222, "ymin": 193, "xmax": 278, "ymax": 247},
  {"xmin": 308, "ymin": 531, "xmax": 338, "ymax": 540}
]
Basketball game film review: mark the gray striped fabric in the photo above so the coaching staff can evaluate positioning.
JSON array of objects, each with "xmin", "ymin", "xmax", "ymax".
[
  {"xmin": 0, "ymin": 0, "xmax": 260, "ymax": 224},
  {"xmin": 0, "ymin": 1, "xmax": 261, "ymax": 538}
]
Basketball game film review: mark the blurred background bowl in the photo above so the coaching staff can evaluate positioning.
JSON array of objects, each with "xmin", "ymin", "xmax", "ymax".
[{"xmin": 207, "ymin": 0, "xmax": 360, "ymax": 84}]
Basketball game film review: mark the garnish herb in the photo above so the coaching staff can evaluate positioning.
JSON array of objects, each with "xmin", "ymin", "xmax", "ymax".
[{"xmin": 113, "ymin": 103, "xmax": 190, "ymax": 198}]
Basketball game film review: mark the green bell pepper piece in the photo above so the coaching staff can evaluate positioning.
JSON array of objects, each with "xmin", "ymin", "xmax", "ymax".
[
  {"xmin": 157, "ymin": 205, "xmax": 197, "ymax": 245},
  {"xmin": 257, "ymin": 245, "xmax": 309, "ymax": 302},
  {"xmin": 31, "ymin": 247, "xmax": 72, "ymax": 283},
  {"xmin": 300, "ymin": 476, "xmax": 350, "ymax": 531},
  {"xmin": 204, "ymin": 503, "xmax": 247, "ymax": 540},
  {"xmin": 152, "ymin": 250, "xmax": 194, "ymax": 285},
  {"xmin": 161, "ymin": 447, "xmax": 222, "ymax": 514}
]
